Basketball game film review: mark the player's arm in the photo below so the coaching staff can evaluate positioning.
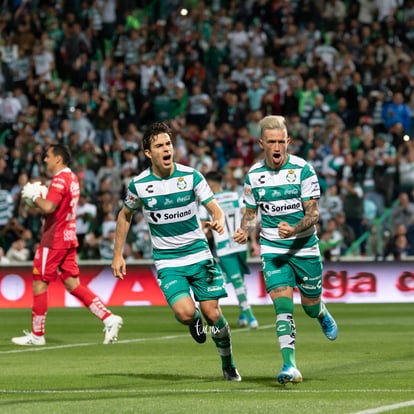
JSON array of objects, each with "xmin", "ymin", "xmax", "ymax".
[
  {"xmin": 204, "ymin": 198, "xmax": 225, "ymax": 235},
  {"xmin": 33, "ymin": 197, "xmax": 57, "ymax": 214},
  {"xmin": 234, "ymin": 206, "xmax": 257, "ymax": 244},
  {"xmin": 278, "ymin": 199, "xmax": 319, "ymax": 239},
  {"xmin": 111, "ymin": 205, "xmax": 134, "ymax": 280}
]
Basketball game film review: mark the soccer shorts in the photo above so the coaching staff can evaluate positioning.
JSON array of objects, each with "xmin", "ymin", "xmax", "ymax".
[
  {"xmin": 157, "ymin": 258, "xmax": 228, "ymax": 306},
  {"xmin": 218, "ymin": 251, "xmax": 250, "ymax": 284},
  {"xmin": 261, "ymin": 253, "xmax": 323, "ymax": 298},
  {"xmin": 33, "ymin": 246, "xmax": 79, "ymax": 282}
]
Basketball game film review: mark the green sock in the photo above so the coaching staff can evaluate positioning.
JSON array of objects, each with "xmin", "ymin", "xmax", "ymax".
[
  {"xmin": 274, "ymin": 297, "xmax": 296, "ymax": 367},
  {"xmin": 303, "ymin": 302, "xmax": 323, "ymax": 319},
  {"xmin": 211, "ymin": 315, "xmax": 234, "ymax": 368}
]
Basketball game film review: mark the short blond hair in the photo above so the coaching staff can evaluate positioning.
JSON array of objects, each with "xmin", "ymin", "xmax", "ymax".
[{"xmin": 259, "ymin": 115, "xmax": 288, "ymax": 138}]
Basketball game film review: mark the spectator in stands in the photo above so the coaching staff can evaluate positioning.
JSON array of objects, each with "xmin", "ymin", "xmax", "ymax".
[
  {"xmin": 319, "ymin": 184, "xmax": 343, "ymax": 228},
  {"xmin": 383, "ymin": 223, "xmax": 410, "ymax": 260},
  {"xmin": 391, "ymin": 191, "xmax": 414, "ymax": 229},
  {"xmin": 6, "ymin": 238, "xmax": 30, "ymax": 262},
  {"xmin": 319, "ymin": 217, "xmax": 343, "ymax": 261},
  {"xmin": 0, "ymin": 246, "xmax": 10, "ymax": 264},
  {"xmin": 382, "ymin": 91, "xmax": 411, "ymax": 134},
  {"xmin": 334, "ymin": 211, "xmax": 356, "ymax": 255},
  {"xmin": 69, "ymin": 105, "xmax": 96, "ymax": 147},
  {"xmin": 398, "ymin": 139, "xmax": 414, "ymax": 194},
  {"xmin": 76, "ymin": 191, "xmax": 97, "ymax": 258},
  {"xmin": 186, "ymin": 83, "xmax": 212, "ymax": 131}
]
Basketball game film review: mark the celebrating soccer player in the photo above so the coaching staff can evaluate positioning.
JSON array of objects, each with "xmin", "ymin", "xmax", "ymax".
[
  {"xmin": 234, "ymin": 115, "xmax": 338, "ymax": 385},
  {"xmin": 111, "ymin": 122, "xmax": 241, "ymax": 381}
]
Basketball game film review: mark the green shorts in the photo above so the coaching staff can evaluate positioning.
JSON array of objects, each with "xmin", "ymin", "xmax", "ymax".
[
  {"xmin": 261, "ymin": 253, "xmax": 323, "ymax": 298},
  {"xmin": 219, "ymin": 251, "xmax": 250, "ymax": 284},
  {"xmin": 157, "ymin": 259, "xmax": 228, "ymax": 306}
]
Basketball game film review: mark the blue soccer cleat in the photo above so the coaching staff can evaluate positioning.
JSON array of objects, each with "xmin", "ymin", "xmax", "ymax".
[
  {"xmin": 277, "ymin": 365, "xmax": 303, "ymax": 385},
  {"xmin": 318, "ymin": 309, "xmax": 338, "ymax": 341}
]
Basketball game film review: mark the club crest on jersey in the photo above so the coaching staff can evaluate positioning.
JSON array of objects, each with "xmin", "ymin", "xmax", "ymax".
[
  {"xmin": 177, "ymin": 177, "xmax": 187, "ymax": 190},
  {"xmin": 286, "ymin": 169, "xmax": 296, "ymax": 183}
]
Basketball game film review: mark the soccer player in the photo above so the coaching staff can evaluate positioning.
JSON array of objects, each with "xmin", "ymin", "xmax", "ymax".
[
  {"xmin": 233, "ymin": 115, "xmax": 338, "ymax": 385},
  {"xmin": 200, "ymin": 171, "xmax": 258, "ymax": 329},
  {"xmin": 111, "ymin": 122, "xmax": 241, "ymax": 381},
  {"xmin": 12, "ymin": 144, "xmax": 123, "ymax": 346}
]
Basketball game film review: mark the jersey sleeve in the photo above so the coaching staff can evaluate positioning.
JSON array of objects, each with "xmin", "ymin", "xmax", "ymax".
[
  {"xmin": 243, "ymin": 174, "xmax": 256, "ymax": 209},
  {"xmin": 124, "ymin": 179, "xmax": 142, "ymax": 210},
  {"xmin": 301, "ymin": 162, "xmax": 321, "ymax": 201},
  {"xmin": 194, "ymin": 170, "xmax": 214, "ymax": 205}
]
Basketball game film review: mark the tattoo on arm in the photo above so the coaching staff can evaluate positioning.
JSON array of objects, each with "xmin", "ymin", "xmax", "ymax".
[
  {"xmin": 294, "ymin": 199, "xmax": 319, "ymax": 234},
  {"xmin": 241, "ymin": 208, "xmax": 257, "ymax": 233}
]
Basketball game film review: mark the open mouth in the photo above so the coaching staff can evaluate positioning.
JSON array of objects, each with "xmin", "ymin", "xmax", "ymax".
[{"xmin": 273, "ymin": 153, "xmax": 281, "ymax": 163}]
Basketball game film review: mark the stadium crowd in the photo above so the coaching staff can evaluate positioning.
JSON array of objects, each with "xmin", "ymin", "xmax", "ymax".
[{"xmin": 0, "ymin": 0, "xmax": 414, "ymax": 264}]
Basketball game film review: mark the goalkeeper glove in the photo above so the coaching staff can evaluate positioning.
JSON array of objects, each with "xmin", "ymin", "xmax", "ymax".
[{"xmin": 22, "ymin": 182, "xmax": 41, "ymax": 203}]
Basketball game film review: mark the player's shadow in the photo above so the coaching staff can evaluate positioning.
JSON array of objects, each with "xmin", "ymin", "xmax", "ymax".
[
  {"xmin": 91, "ymin": 372, "xmax": 213, "ymax": 383},
  {"xmin": 91, "ymin": 373, "xmax": 284, "ymax": 388}
]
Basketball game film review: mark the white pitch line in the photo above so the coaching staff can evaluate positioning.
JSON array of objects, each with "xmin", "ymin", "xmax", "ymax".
[
  {"xmin": 0, "ymin": 324, "xmax": 275, "ymax": 355},
  {"xmin": 0, "ymin": 389, "xmax": 413, "ymax": 395},
  {"xmin": 351, "ymin": 400, "xmax": 414, "ymax": 414}
]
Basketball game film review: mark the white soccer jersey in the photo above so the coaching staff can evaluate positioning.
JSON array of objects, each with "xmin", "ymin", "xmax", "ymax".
[
  {"xmin": 244, "ymin": 154, "xmax": 321, "ymax": 257},
  {"xmin": 124, "ymin": 163, "xmax": 215, "ymax": 270},
  {"xmin": 199, "ymin": 190, "xmax": 247, "ymax": 257}
]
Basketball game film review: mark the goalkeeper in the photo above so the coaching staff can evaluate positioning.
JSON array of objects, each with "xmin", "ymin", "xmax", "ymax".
[
  {"xmin": 200, "ymin": 171, "xmax": 258, "ymax": 329},
  {"xmin": 12, "ymin": 144, "xmax": 123, "ymax": 346}
]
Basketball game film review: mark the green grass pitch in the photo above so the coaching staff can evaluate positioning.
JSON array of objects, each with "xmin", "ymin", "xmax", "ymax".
[{"xmin": 1, "ymin": 303, "xmax": 413, "ymax": 414}]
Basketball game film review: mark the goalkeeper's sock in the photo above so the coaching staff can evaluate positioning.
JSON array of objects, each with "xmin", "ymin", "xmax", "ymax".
[
  {"xmin": 32, "ymin": 291, "xmax": 48, "ymax": 336},
  {"xmin": 211, "ymin": 315, "xmax": 235, "ymax": 368},
  {"xmin": 70, "ymin": 285, "xmax": 112, "ymax": 320},
  {"xmin": 274, "ymin": 297, "xmax": 296, "ymax": 367}
]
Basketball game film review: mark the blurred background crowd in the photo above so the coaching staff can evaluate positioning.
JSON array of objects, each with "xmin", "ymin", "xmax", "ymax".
[{"xmin": 0, "ymin": 0, "xmax": 414, "ymax": 264}]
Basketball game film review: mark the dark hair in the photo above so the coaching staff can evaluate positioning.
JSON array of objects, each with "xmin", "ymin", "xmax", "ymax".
[
  {"xmin": 142, "ymin": 122, "xmax": 173, "ymax": 151},
  {"xmin": 50, "ymin": 143, "xmax": 71, "ymax": 165},
  {"xmin": 205, "ymin": 170, "xmax": 223, "ymax": 183}
]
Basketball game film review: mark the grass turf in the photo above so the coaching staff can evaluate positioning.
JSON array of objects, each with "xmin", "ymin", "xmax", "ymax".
[{"xmin": 1, "ymin": 303, "xmax": 413, "ymax": 414}]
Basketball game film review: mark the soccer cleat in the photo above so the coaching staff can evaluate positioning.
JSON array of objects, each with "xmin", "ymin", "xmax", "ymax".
[
  {"xmin": 223, "ymin": 366, "xmax": 242, "ymax": 382},
  {"xmin": 249, "ymin": 318, "xmax": 259, "ymax": 329},
  {"xmin": 103, "ymin": 314, "xmax": 123, "ymax": 344},
  {"xmin": 189, "ymin": 313, "xmax": 206, "ymax": 343},
  {"xmin": 277, "ymin": 365, "xmax": 303, "ymax": 385},
  {"xmin": 318, "ymin": 309, "xmax": 338, "ymax": 341},
  {"xmin": 11, "ymin": 330, "xmax": 46, "ymax": 346},
  {"xmin": 237, "ymin": 315, "xmax": 248, "ymax": 327}
]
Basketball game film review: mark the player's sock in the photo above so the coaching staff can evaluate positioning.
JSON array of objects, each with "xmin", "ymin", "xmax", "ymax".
[
  {"xmin": 231, "ymin": 275, "xmax": 255, "ymax": 321},
  {"xmin": 302, "ymin": 302, "xmax": 323, "ymax": 319},
  {"xmin": 211, "ymin": 315, "xmax": 235, "ymax": 368},
  {"xmin": 273, "ymin": 297, "xmax": 296, "ymax": 367},
  {"xmin": 70, "ymin": 285, "xmax": 112, "ymax": 320},
  {"xmin": 32, "ymin": 291, "xmax": 48, "ymax": 336}
]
